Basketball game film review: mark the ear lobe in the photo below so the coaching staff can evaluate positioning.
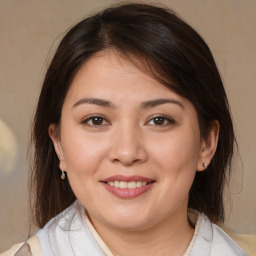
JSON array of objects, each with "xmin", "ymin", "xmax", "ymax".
[
  {"xmin": 197, "ymin": 120, "xmax": 219, "ymax": 172},
  {"xmin": 48, "ymin": 123, "xmax": 67, "ymax": 171}
]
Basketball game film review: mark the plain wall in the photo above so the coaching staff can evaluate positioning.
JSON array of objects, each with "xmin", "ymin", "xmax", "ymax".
[{"xmin": 0, "ymin": 0, "xmax": 255, "ymax": 252}]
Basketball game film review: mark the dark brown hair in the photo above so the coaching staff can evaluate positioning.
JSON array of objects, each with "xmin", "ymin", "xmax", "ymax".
[{"xmin": 30, "ymin": 3, "xmax": 235, "ymax": 228}]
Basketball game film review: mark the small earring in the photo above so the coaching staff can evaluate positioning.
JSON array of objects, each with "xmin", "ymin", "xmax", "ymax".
[
  {"xmin": 203, "ymin": 163, "xmax": 207, "ymax": 168},
  {"xmin": 61, "ymin": 171, "xmax": 66, "ymax": 180}
]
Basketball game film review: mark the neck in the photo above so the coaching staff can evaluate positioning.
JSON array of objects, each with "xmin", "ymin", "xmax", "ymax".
[{"xmin": 88, "ymin": 208, "xmax": 194, "ymax": 256}]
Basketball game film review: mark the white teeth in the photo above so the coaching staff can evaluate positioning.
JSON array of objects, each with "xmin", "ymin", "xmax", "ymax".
[
  {"xmin": 120, "ymin": 181, "xmax": 128, "ymax": 189},
  {"xmin": 107, "ymin": 181, "xmax": 149, "ymax": 189},
  {"xmin": 136, "ymin": 181, "xmax": 142, "ymax": 188},
  {"xmin": 128, "ymin": 181, "xmax": 136, "ymax": 189}
]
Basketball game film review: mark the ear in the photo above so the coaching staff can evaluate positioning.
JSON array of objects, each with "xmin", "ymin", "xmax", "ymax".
[
  {"xmin": 197, "ymin": 120, "xmax": 219, "ymax": 171},
  {"xmin": 48, "ymin": 123, "xmax": 67, "ymax": 171}
]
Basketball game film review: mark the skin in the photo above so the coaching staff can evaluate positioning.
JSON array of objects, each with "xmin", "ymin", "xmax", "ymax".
[{"xmin": 50, "ymin": 51, "xmax": 219, "ymax": 256}]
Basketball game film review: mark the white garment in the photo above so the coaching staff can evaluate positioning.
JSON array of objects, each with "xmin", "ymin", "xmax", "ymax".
[{"xmin": 37, "ymin": 201, "xmax": 248, "ymax": 256}]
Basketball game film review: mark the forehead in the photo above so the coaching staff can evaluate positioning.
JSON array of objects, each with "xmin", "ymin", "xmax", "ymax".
[
  {"xmin": 60, "ymin": 51, "xmax": 200, "ymax": 130},
  {"xmin": 65, "ymin": 51, "xmax": 183, "ymax": 105}
]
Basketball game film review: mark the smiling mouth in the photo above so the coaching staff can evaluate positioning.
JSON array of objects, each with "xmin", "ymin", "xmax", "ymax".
[
  {"xmin": 104, "ymin": 181, "xmax": 152, "ymax": 189},
  {"xmin": 101, "ymin": 176, "xmax": 155, "ymax": 198}
]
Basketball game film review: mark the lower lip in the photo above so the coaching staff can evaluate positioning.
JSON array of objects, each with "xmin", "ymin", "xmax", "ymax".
[{"xmin": 102, "ymin": 182, "xmax": 154, "ymax": 199}]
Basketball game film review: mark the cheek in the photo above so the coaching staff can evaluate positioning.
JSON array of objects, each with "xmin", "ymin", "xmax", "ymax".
[
  {"xmin": 149, "ymin": 127, "xmax": 201, "ymax": 193},
  {"xmin": 60, "ymin": 134, "xmax": 109, "ymax": 207},
  {"xmin": 60, "ymin": 128, "xmax": 108, "ymax": 178},
  {"xmin": 151, "ymin": 129, "xmax": 201, "ymax": 170}
]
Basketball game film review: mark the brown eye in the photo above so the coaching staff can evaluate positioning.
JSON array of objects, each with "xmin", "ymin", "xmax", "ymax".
[
  {"xmin": 153, "ymin": 117, "xmax": 165, "ymax": 125},
  {"xmin": 91, "ymin": 117, "xmax": 104, "ymax": 125},
  {"xmin": 147, "ymin": 116, "xmax": 175, "ymax": 126},
  {"xmin": 83, "ymin": 116, "xmax": 109, "ymax": 126}
]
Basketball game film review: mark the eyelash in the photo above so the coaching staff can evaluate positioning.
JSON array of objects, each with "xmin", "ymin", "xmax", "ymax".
[
  {"xmin": 82, "ymin": 115, "xmax": 110, "ymax": 127},
  {"xmin": 146, "ymin": 115, "xmax": 175, "ymax": 126},
  {"xmin": 81, "ymin": 115, "xmax": 175, "ymax": 127}
]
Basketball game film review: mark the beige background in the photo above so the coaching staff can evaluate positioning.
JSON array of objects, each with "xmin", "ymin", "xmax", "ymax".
[{"xmin": 0, "ymin": 0, "xmax": 255, "ymax": 252}]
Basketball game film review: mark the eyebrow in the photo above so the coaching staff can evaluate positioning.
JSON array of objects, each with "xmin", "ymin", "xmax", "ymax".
[
  {"xmin": 73, "ymin": 97, "xmax": 184, "ymax": 109},
  {"xmin": 141, "ymin": 98, "xmax": 184, "ymax": 109},
  {"xmin": 73, "ymin": 98, "xmax": 114, "ymax": 108}
]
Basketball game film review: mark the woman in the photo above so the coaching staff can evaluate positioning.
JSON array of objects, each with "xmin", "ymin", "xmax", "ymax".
[{"xmin": 3, "ymin": 3, "xmax": 253, "ymax": 256}]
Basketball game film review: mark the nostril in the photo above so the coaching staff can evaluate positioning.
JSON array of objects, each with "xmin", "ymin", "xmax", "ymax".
[
  {"xmin": 108, "ymin": 139, "xmax": 148, "ymax": 166},
  {"xmin": 112, "ymin": 157, "xmax": 142, "ymax": 166}
]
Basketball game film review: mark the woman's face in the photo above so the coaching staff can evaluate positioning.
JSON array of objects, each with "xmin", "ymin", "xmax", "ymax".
[{"xmin": 50, "ymin": 51, "xmax": 213, "ymax": 231}]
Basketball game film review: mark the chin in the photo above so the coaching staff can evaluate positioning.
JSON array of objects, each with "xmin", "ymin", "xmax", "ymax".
[{"xmin": 101, "ymin": 208, "xmax": 155, "ymax": 231}]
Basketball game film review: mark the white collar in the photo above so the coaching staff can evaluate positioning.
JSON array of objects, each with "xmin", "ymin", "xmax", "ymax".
[{"xmin": 37, "ymin": 200, "xmax": 247, "ymax": 256}]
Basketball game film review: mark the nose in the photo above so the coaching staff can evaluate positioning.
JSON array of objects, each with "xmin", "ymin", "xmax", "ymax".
[{"xmin": 108, "ymin": 122, "xmax": 148, "ymax": 166}]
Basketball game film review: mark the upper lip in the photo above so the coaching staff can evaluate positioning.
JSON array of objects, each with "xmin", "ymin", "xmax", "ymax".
[{"xmin": 101, "ymin": 175, "xmax": 155, "ymax": 183}]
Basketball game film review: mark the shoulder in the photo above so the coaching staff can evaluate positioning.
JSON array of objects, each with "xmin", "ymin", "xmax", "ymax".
[
  {"xmin": 221, "ymin": 225, "xmax": 256, "ymax": 256},
  {"xmin": 190, "ymin": 213, "xmax": 249, "ymax": 256},
  {"xmin": 1, "ymin": 243, "xmax": 24, "ymax": 256},
  {"xmin": 0, "ymin": 235, "xmax": 41, "ymax": 256},
  {"xmin": 36, "ymin": 201, "xmax": 106, "ymax": 255},
  {"xmin": 0, "ymin": 204, "xmax": 77, "ymax": 256},
  {"xmin": 211, "ymin": 222, "xmax": 248, "ymax": 255},
  {"xmin": 36, "ymin": 202, "xmax": 80, "ymax": 256}
]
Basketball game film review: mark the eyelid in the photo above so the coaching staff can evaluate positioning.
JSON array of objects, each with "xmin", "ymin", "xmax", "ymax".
[
  {"xmin": 81, "ymin": 114, "xmax": 110, "ymax": 126},
  {"xmin": 80, "ymin": 114, "xmax": 175, "ymax": 127},
  {"xmin": 145, "ymin": 114, "xmax": 175, "ymax": 126}
]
